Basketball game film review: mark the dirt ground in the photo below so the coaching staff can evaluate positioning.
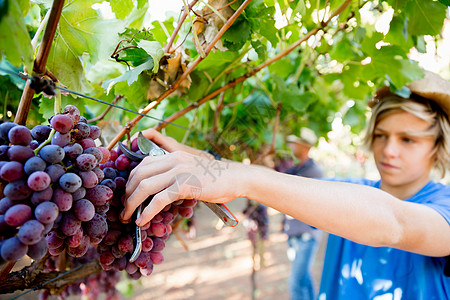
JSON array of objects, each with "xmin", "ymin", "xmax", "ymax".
[{"xmin": 0, "ymin": 199, "xmax": 327, "ymax": 300}]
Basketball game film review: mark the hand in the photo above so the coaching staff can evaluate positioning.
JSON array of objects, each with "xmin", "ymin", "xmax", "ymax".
[{"xmin": 121, "ymin": 151, "xmax": 244, "ymax": 226}]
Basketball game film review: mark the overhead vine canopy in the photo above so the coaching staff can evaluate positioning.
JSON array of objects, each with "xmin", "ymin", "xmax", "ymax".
[{"xmin": 0, "ymin": 0, "xmax": 449, "ymax": 161}]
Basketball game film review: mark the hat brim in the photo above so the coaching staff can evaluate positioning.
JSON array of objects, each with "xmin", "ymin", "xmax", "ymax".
[{"xmin": 371, "ymin": 71, "xmax": 450, "ymax": 117}]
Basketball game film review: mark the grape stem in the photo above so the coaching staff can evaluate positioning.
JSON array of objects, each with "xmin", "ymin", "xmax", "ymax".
[{"xmin": 34, "ymin": 129, "xmax": 56, "ymax": 155}]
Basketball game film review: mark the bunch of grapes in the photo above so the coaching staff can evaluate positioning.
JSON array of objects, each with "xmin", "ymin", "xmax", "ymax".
[
  {"xmin": 38, "ymin": 247, "xmax": 122, "ymax": 300},
  {"xmin": 0, "ymin": 105, "xmax": 112, "ymax": 263},
  {"xmin": 95, "ymin": 141, "xmax": 199, "ymax": 279},
  {"xmin": 242, "ymin": 200, "xmax": 269, "ymax": 244}
]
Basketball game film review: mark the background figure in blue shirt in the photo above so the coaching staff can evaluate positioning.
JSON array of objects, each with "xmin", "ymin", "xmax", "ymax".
[
  {"xmin": 281, "ymin": 128, "xmax": 324, "ymax": 300},
  {"xmin": 123, "ymin": 70, "xmax": 450, "ymax": 300}
]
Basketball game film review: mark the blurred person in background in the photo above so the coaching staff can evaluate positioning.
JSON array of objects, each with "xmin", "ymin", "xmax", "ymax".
[
  {"xmin": 123, "ymin": 71, "xmax": 450, "ymax": 299},
  {"xmin": 282, "ymin": 128, "xmax": 324, "ymax": 300}
]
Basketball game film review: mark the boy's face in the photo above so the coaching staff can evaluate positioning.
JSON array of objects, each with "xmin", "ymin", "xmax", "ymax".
[{"xmin": 372, "ymin": 111, "xmax": 436, "ymax": 195}]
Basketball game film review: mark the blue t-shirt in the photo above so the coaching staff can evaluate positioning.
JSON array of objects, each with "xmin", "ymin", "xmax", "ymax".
[{"xmin": 318, "ymin": 178, "xmax": 450, "ymax": 300}]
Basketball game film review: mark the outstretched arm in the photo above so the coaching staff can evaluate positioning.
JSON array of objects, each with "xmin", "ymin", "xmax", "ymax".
[{"xmin": 122, "ymin": 138, "xmax": 450, "ymax": 257}]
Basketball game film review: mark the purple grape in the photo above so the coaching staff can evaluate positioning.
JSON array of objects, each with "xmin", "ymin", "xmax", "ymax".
[
  {"xmin": 50, "ymin": 114, "xmax": 74, "ymax": 134},
  {"xmin": 18, "ymin": 220, "xmax": 45, "ymax": 245},
  {"xmin": 92, "ymin": 167, "xmax": 105, "ymax": 182},
  {"xmin": 140, "ymin": 265, "xmax": 154, "ymax": 276},
  {"xmin": 73, "ymin": 199, "xmax": 95, "ymax": 221},
  {"xmin": 151, "ymin": 223, "xmax": 167, "ymax": 237},
  {"xmin": 4, "ymin": 180, "xmax": 32, "ymax": 200},
  {"xmin": 63, "ymin": 105, "xmax": 81, "ymax": 124},
  {"xmin": 66, "ymin": 235, "xmax": 90, "ymax": 257},
  {"xmin": 149, "ymin": 251, "xmax": 164, "ymax": 264},
  {"xmin": 179, "ymin": 207, "xmax": 193, "ymax": 218},
  {"xmin": 100, "ymin": 251, "xmax": 115, "ymax": 265},
  {"xmin": 31, "ymin": 124, "xmax": 52, "ymax": 142},
  {"xmin": 114, "ymin": 155, "xmax": 130, "ymax": 171},
  {"xmin": 0, "ymin": 161, "xmax": 24, "ymax": 182},
  {"xmin": 24, "ymin": 156, "xmax": 46, "ymax": 175},
  {"xmin": 79, "ymin": 171, "xmax": 98, "ymax": 188},
  {"xmin": 79, "ymin": 138, "xmax": 96, "ymax": 150},
  {"xmin": 102, "ymin": 167, "xmax": 117, "ymax": 180},
  {"xmin": 59, "ymin": 172, "xmax": 82, "ymax": 193},
  {"xmin": 31, "ymin": 186, "xmax": 53, "ymax": 205},
  {"xmin": 84, "ymin": 147, "xmax": 103, "ymax": 164},
  {"xmin": 112, "ymin": 255, "xmax": 127, "ymax": 271},
  {"xmin": 85, "ymin": 185, "xmax": 113, "ymax": 206},
  {"xmin": 72, "ymin": 122, "xmax": 90, "ymax": 140},
  {"xmin": 27, "ymin": 171, "xmax": 51, "ymax": 191},
  {"xmin": 75, "ymin": 153, "xmax": 97, "ymax": 171},
  {"xmin": 142, "ymin": 237, "xmax": 154, "ymax": 252},
  {"xmin": 64, "ymin": 143, "xmax": 83, "ymax": 160},
  {"xmin": 66, "ymin": 227, "xmax": 83, "ymax": 248},
  {"xmin": 118, "ymin": 234, "xmax": 133, "ymax": 253},
  {"xmin": 35, "ymin": 201, "xmax": 59, "ymax": 224},
  {"xmin": 7, "ymin": 145, "xmax": 34, "ymax": 163},
  {"xmin": 27, "ymin": 238, "xmax": 48, "ymax": 259},
  {"xmin": 45, "ymin": 164, "xmax": 65, "ymax": 182},
  {"xmin": 0, "ymin": 145, "xmax": 9, "ymax": 159},
  {"xmin": 1, "ymin": 236, "xmax": 28, "ymax": 261},
  {"xmin": 72, "ymin": 187, "xmax": 86, "ymax": 201},
  {"xmin": 88, "ymin": 125, "xmax": 101, "ymax": 140},
  {"xmin": 0, "ymin": 122, "xmax": 17, "ymax": 144},
  {"xmin": 39, "ymin": 145, "xmax": 65, "ymax": 164},
  {"xmin": 51, "ymin": 132, "xmax": 71, "ymax": 147},
  {"xmin": 0, "ymin": 197, "xmax": 14, "ymax": 214},
  {"xmin": 60, "ymin": 212, "xmax": 82, "ymax": 236},
  {"xmin": 97, "ymin": 147, "xmax": 111, "ymax": 163},
  {"xmin": 45, "ymin": 231, "xmax": 64, "ymax": 249},
  {"xmin": 85, "ymin": 213, "xmax": 108, "ymax": 240},
  {"xmin": 103, "ymin": 230, "xmax": 122, "ymax": 245},
  {"xmin": 48, "ymin": 244, "xmax": 65, "ymax": 256},
  {"xmin": 100, "ymin": 179, "xmax": 116, "ymax": 191},
  {"xmin": 134, "ymin": 252, "xmax": 152, "ymax": 268},
  {"xmin": 29, "ymin": 140, "xmax": 39, "ymax": 150},
  {"xmin": 8, "ymin": 125, "xmax": 32, "ymax": 145},
  {"xmin": 52, "ymin": 188, "xmax": 73, "ymax": 211},
  {"xmin": 151, "ymin": 237, "xmax": 165, "ymax": 252},
  {"xmin": 114, "ymin": 176, "xmax": 126, "ymax": 190}
]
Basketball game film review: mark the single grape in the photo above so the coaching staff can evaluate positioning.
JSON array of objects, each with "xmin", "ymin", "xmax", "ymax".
[
  {"xmin": 102, "ymin": 230, "xmax": 122, "ymax": 246},
  {"xmin": 100, "ymin": 179, "xmax": 116, "ymax": 191},
  {"xmin": 92, "ymin": 167, "xmax": 105, "ymax": 182},
  {"xmin": 142, "ymin": 237, "xmax": 154, "ymax": 252},
  {"xmin": 84, "ymin": 147, "xmax": 103, "ymax": 164},
  {"xmin": 88, "ymin": 125, "xmax": 101, "ymax": 140},
  {"xmin": 0, "ymin": 145, "xmax": 9, "ymax": 159},
  {"xmin": 50, "ymin": 114, "xmax": 74, "ymax": 134},
  {"xmin": 85, "ymin": 185, "xmax": 113, "ymax": 206},
  {"xmin": 0, "ymin": 161, "xmax": 24, "ymax": 182},
  {"xmin": 134, "ymin": 252, "xmax": 151, "ymax": 268},
  {"xmin": 35, "ymin": 201, "xmax": 59, "ymax": 224},
  {"xmin": 52, "ymin": 188, "xmax": 73, "ymax": 211},
  {"xmin": 45, "ymin": 231, "xmax": 64, "ymax": 249},
  {"xmin": 79, "ymin": 171, "xmax": 98, "ymax": 188},
  {"xmin": 72, "ymin": 187, "xmax": 86, "ymax": 201},
  {"xmin": 39, "ymin": 145, "xmax": 65, "ymax": 164},
  {"xmin": 114, "ymin": 155, "xmax": 130, "ymax": 171},
  {"xmin": 45, "ymin": 164, "xmax": 65, "ymax": 182},
  {"xmin": 64, "ymin": 143, "xmax": 83, "ymax": 160},
  {"xmin": 79, "ymin": 138, "xmax": 96, "ymax": 150},
  {"xmin": 8, "ymin": 125, "xmax": 32, "ymax": 145},
  {"xmin": 30, "ymin": 186, "xmax": 54, "ymax": 205},
  {"xmin": 102, "ymin": 167, "xmax": 117, "ymax": 180},
  {"xmin": 60, "ymin": 212, "xmax": 82, "ymax": 236},
  {"xmin": 149, "ymin": 251, "xmax": 164, "ymax": 264},
  {"xmin": 51, "ymin": 132, "xmax": 71, "ymax": 147},
  {"xmin": 85, "ymin": 213, "xmax": 108, "ymax": 240},
  {"xmin": 59, "ymin": 172, "xmax": 82, "ymax": 193},
  {"xmin": 24, "ymin": 156, "xmax": 46, "ymax": 175},
  {"xmin": 31, "ymin": 124, "xmax": 52, "ymax": 142},
  {"xmin": 0, "ymin": 197, "xmax": 14, "ymax": 214},
  {"xmin": 1, "ymin": 236, "xmax": 28, "ymax": 261},
  {"xmin": 18, "ymin": 220, "xmax": 45, "ymax": 245},
  {"xmin": 73, "ymin": 199, "xmax": 95, "ymax": 222},
  {"xmin": 72, "ymin": 122, "xmax": 90, "ymax": 140},
  {"xmin": 4, "ymin": 179, "xmax": 32, "ymax": 201},
  {"xmin": 97, "ymin": 147, "xmax": 111, "ymax": 163},
  {"xmin": 117, "ymin": 234, "xmax": 133, "ymax": 253},
  {"xmin": 27, "ymin": 171, "xmax": 51, "ymax": 191},
  {"xmin": 151, "ymin": 237, "xmax": 165, "ymax": 252},
  {"xmin": 66, "ymin": 235, "xmax": 90, "ymax": 257},
  {"xmin": 7, "ymin": 145, "xmax": 34, "ymax": 163},
  {"xmin": 151, "ymin": 223, "xmax": 167, "ymax": 237},
  {"xmin": 76, "ymin": 153, "xmax": 97, "ymax": 171},
  {"xmin": 100, "ymin": 251, "xmax": 115, "ymax": 265},
  {"xmin": 66, "ymin": 227, "xmax": 83, "ymax": 248}
]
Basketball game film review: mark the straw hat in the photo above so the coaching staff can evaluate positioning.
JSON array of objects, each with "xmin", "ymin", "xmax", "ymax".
[
  {"xmin": 286, "ymin": 128, "xmax": 318, "ymax": 146},
  {"xmin": 370, "ymin": 71, "xmax": 450, "ymax": 117}
]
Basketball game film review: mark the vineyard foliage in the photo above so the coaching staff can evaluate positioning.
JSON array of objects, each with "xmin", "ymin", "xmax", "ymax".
[{"xmin": 0, "ymin": 0, "xmax": 449, "ymax": 160}]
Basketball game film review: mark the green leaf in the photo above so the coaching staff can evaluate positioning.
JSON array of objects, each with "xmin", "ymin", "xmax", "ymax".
[
  {"xmin": 113, "ymin": 73, "xmax": 151, "ymax": 108},
  {"xmin": 406, "ymin": 0, "xmax": 446, "ymax": 36},
  {"xmin": 251, "ymin": 40, "xmax": 267, "ymax": 61},
  {"xmin": 109, "ymin": 0, "xmax": 133, "ymax": 19},
  {"xmin": 150, "ymin": 18, "xmax": 175, "ymax": 46},
  {"xmin": 268, "ymin": 58, "xmax": 296, "ymax": 79},
  {"xmin": 245, "ymin": 0, "xmax": 278, "ymax": 46},
  {"xmin": 136, "ymin": 40, "xmax": 164, "ymax": 73},
  {"xmin": 0, "ymin": 0, "xmax": 33, "ymax": 70},
  {"xmin": 197, "ymin": 50, "xmax": 239, "ymax": 70},
  {"xmin": 102, "ymin": 58, "xmax": 154, "ymax": 93},
  {"xmin": 118, "ymin": 47, "xmax": 151, "ymax": 67},
  {"xmin": 222, "ymin": 16, "xmax": 251, "ymax": 51}
]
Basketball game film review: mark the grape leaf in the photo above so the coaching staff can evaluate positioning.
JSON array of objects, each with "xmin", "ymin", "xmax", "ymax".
[
  {"xmin": 113, "ymin": 73, "xmax": 151, "ymax": 108},
  {"xmin": 109, "ymin": 0, "xmax": 133, "ymax": 19},
  {"xmin": 136, "ymin": 40, "xmax": 164, "ymax": 73},
  {"xmin": 406, "ymin": 0, "xmax": 446, "ymax": 36},
  {"xmin": 222, "ymin": 17, "xmax": 251, "ymax": 51},
  {"xmin": 102, "ymin": 58, "xmax": 154, "ymax": 93},
  {"xmin": 0, "ymin": 0, "xmax": 33, "ymax": 71}
]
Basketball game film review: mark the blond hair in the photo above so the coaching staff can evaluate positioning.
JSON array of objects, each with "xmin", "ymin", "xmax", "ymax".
[{"xmin": 364, "ymin": 95, "xmax": 450, "ymax": 177}]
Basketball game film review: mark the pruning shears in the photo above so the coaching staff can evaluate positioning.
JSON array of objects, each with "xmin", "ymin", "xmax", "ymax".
[{"xmin": 119, "ymin": 132, "xmax": 238, "ymax": 262}]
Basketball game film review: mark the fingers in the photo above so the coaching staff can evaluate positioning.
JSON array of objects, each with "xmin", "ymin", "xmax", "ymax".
[
  {"xmin": 121, "ymin": 172, "xmax": 174, "ymax": 221},
  {"xmin": 137, "ymin": 189, "xmax": 179, "ymax": 226}
]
